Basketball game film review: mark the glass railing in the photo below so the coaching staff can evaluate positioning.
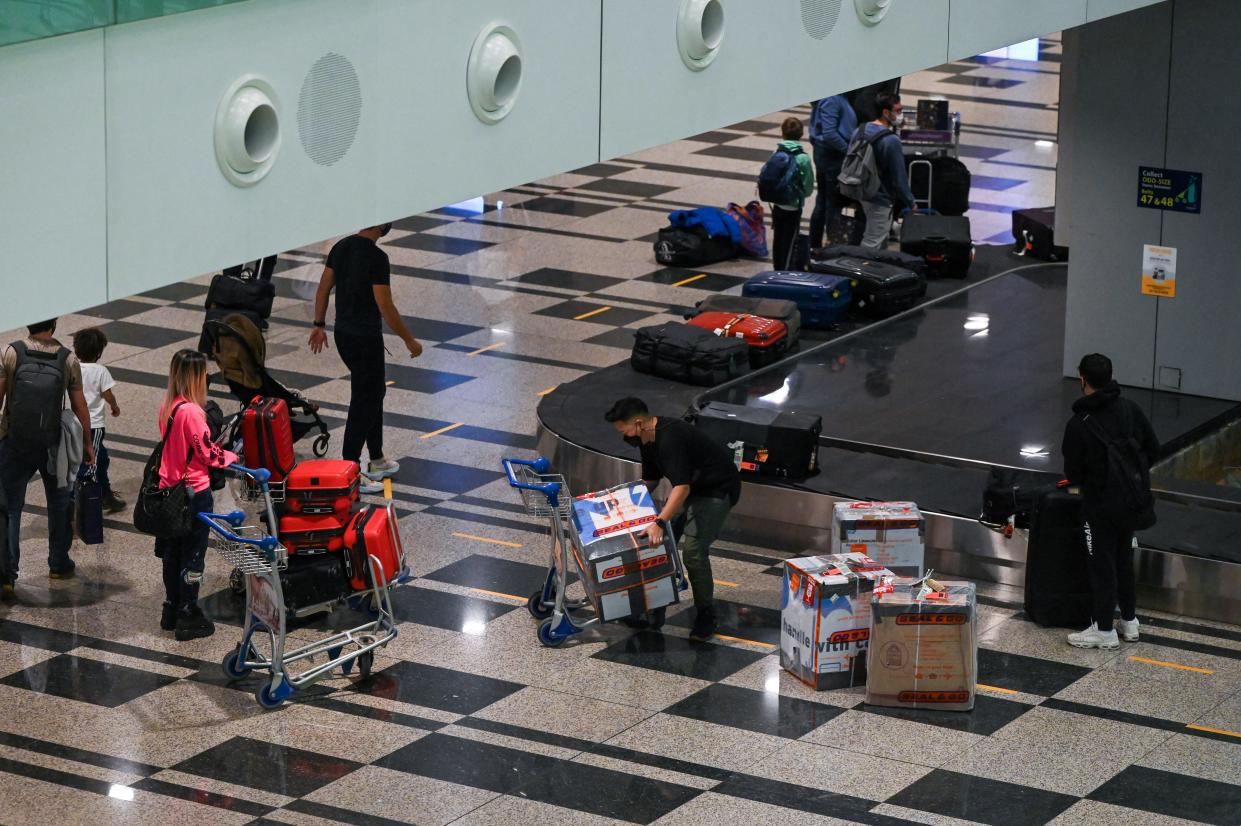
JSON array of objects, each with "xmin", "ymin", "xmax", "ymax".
[{"xmin": 0, "ymin": 0, "xmax": 248, "ymax": 48}]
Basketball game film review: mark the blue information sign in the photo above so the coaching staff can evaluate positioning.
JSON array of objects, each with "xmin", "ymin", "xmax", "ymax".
[{"xmin": 1137, "ymin": 167, "xmax": 1202, "ymax": 213}]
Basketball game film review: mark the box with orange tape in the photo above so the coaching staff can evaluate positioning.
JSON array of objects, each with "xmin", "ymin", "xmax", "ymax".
[
  {"xmin": 866, "ymin": 577, "xmax": 977, "ymax": 712},
  {"xmin": 833, "ymin": 501, "xmax": 925, "ymax": 577},
  {"xmin": 780, "ymin": 553, "xmax": 894, "ymax": 691}
]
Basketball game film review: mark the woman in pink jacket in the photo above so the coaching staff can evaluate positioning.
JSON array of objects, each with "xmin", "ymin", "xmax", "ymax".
[{"xmin": 156, "ymin": 350, "xmax": 238, "ymax": 641}]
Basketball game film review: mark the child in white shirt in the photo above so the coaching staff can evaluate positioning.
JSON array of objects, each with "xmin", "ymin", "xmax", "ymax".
[{"xmin": 72, "ymin": 328, "xmax": 124, "ymax": 513}]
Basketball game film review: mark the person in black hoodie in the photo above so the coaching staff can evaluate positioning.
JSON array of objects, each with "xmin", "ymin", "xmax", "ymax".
[{"xmin": 1061, "ymin": 353, "xmax": 1160, "ymax": 650}]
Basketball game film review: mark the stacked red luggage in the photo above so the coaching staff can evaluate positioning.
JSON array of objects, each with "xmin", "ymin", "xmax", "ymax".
[
  {"xmin": 687, "ymin": 312, "xmax": 789, "ymax": 367},
  {"xmin": 283, "ymin": 460, "xmax": 361, "ymax": 518}
]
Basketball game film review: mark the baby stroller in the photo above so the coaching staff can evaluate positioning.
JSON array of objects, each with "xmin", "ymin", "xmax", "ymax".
[{"xmin": 203, "ymin": 312, "xmax": 331, "ymax": 459}]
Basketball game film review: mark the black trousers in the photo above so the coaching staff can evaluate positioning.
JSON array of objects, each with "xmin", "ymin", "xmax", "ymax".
[
  {"xmin": 1083, "ymin": 512, "xmax": 1137, "ymax": 629},
  {"xmin": 334, "ymin": 331, "xmax": 387, "ymax": 464},
  {"xmin": 157, "ymin": 488, "xmax": 214, "ymax": 615},
  {"xmin": 771, "ymin": 206, "xmax": 803, "ymax": 271}
]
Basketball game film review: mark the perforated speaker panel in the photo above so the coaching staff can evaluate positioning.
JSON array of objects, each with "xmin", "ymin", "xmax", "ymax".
[
  {"xmin": 297, "ymin": 53, "xmax": 362, "ymax": 167},
  {"xmin": 801, "ymin": 0, "xmax": 842, "ymax": 39}
]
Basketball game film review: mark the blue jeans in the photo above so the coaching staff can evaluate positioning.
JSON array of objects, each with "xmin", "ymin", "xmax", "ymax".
[
  {"xmin": 78, "ymin": 428, "xmax": 112, "ymax": 496},
  {"xmin": 0, "ymin": 438, "xmax": 74, "ymax": 583}
]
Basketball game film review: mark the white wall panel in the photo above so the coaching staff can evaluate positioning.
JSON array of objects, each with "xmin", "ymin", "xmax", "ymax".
[
  {"xmin": 947, "ymin": 0, "xmax": 1087, "ymax": 62},
  {"xmin": 1087, "ymin": 0, "xmax": 1167, "ymax": 22},
  {"xmin": 0, "ymin": 31, "xmax": 107, "ymax": 330},
  {"xmin": 599, "ymin": 0, "xmax": 950, "ymax": 162}
]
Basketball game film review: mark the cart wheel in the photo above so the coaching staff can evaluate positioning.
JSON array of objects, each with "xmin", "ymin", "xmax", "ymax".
[
  {"xmin": 256, "ymin": 681, "xmax": 285, "ymax": 709},
  {"xmin": 537, "ymin": 618, "xmax": 566, "ymax": 648},
  {"xmin": 527, "ymin": 591, "xmax": 553, "ymax": 620},
  {"xmin": 222, "ymin": 646, "xmax": 251, "ymax": 681},
  {"xmin": 312, "ymin": 434, "xmax": 330, "ymax": 458},
  {"xmin": 357, "ymin": 651, "xmax": 374, "ymax": 679},
  {"xmin": 229, "ymin": 567, "xmax": 245, "ymax": 597}
]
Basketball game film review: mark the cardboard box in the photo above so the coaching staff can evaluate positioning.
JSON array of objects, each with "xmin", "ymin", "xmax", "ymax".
[
  {"xmin": 866, "ymin": 578, "xmax": 977, "ymax": 712},
  {"xmin": 780, "ymin": 553, "xmax": 894, "ymax": 690},
  {"xmin": 570, "ymin": 483, "xmax": 682, "ymax": 622},
  {"xmin": 833, "ymin": 501, "xmax": 926, "ymax": 577}
]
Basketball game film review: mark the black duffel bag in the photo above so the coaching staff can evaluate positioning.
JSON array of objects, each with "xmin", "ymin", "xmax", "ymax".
[
  {"xmin": 653, "ymin": 225, "xmax": 737, "ymax": 267},
  {"xmin": 205, "ymin": 266, "xmax": 277, "ymax": 319},
  {"xmin": 931, "ymin": 156, "xmax": 971, "ymax": 217},
  {"xmin": 632, "ymin": 323, "xmax": 748, "ymax": 387}
]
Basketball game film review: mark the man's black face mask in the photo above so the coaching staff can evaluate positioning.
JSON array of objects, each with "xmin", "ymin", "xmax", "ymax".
[{"xmin": 622, "ymin": 435, "xmax": 643, "ymax": 448}]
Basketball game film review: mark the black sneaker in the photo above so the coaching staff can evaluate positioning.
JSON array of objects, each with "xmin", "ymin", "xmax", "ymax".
[
  {"xmin": 174, "ymin": 606, "xmax": 215, "ymax": 641},
  {"xmin": 649, "ymin": 606, "xmax": 667, "ymax": 630},
  {"xmin": 688, "ymin": 606, "xmax": 716, "ymax": 642},
  {"xmin": 619, "ymin": 614, "xmax": 651, "ymax": 629},
  {"xmin": 1, "ymin": 583, "xmax": 15, "ymax": 603},
  {"xmin": 49, "ymin": 566, "xmax": 76, "ymax": 580},
  {"xmin": 103, "ymin": 493, "xmax": 127, "ymax": 514},
  {"xmin": 160, "ymin": 602, "xmax": 177, "ymax": 631}
]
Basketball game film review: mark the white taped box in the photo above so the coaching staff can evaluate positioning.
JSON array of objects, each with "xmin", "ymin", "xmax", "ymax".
[
  {"xmin": 780, "ymin": 553, "xmax": 894, "ymax": 690},
  {"xmin": 833, "ymin": 501, "xmax": 925, "ymax": 577}
]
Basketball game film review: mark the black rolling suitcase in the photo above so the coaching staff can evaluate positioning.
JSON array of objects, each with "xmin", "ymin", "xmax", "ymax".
[
  {"xmin": 690, "ymin": 295, "xmax": 802, "ymax": 349},
  {"xmin": 811, "ymin": 244, "xmax": 928, "ymax": 278},
  {"xmin": 1012, "ymin": 207, "xmax": 1068, "ymax": 261},
  {"xmin": 632, "ymin": 323, "xmax": 748, "ymax": 386},
  {"xmin": 1025, "ymin": 487, "xmax": 1093, "ymax": 628},
  {"xmin": 694, "ymin": 401, "xmax": 821, "ymax": 479},
  {"xmin": 900, "ymin": 213, "xmax": 974, "ymax": 278},
  {"xmin": 811, "ymin": 256, "xmax": 925, "ymax": 318}
]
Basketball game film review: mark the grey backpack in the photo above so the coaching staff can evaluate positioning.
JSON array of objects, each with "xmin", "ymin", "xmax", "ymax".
[
  {"xmin": 836, "ymin": 127, "xmax": 892, "ymax": 202},
  {"xmin": 8, "ymin": 341, "xmax": 69, "ymax": 450}
]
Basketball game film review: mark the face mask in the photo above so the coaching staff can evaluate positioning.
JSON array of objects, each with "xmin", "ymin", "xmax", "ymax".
[
  {"xmin": 623, "ymin": 435, "xmax": 643, "ymax": 448},
  {"xmin": 888, "ymin": 112, "xmax": 904, "ymax": 129}
]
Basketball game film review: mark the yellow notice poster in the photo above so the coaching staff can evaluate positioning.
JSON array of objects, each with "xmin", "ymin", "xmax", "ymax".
[{"xmin": 1141, "ymin": 244, "xmax": 1177, "ymax": 298}]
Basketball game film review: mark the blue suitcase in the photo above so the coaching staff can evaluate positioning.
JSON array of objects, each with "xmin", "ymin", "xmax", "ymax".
[{"xmin": 742, "ymin": 271, "xmax": 852, "ymax": 328}]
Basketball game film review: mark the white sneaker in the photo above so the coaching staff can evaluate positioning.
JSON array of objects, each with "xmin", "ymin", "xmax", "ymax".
[
  {"xmin": 1116, "ymin": 617, "xmax": 1140, "ymax": 642},
  {"xmin": 359, "ymin": 477, "xmax": 385, "ymax": 495},
  {"xmin": 367, "ymin": 458, "xmax": 400, "ymax": 479},
  {"xmin": 1068, "ymin": 623, "xmax": 1120, "ymax": 650}
]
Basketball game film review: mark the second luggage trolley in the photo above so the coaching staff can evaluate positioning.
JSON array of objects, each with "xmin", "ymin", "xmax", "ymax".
[
  {"xmin": 203, "ymin": 465, "xmax": 407, "ymax": 708},
  {"xmin": 502, "ymin": 457, "xmax": 687, "ymax": 647}
]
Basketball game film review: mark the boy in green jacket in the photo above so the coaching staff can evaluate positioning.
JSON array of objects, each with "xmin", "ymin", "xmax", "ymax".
[{"xmin": 769, "ymin": 117, "xmax": 816, "ymax": 270}]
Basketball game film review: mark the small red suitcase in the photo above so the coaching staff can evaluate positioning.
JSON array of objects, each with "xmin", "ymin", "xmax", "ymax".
[
  {"xmin": 242, "ymin": 397, "xmax": 295, "ymax": 482},
  {"xmin": 687, "ymin": 312, "xmax": 790, "ymax": 367},
  {"xmin": 344, "ymin": 503, "xmax": 405, "ymax": 591},
  {"xmin": 278, "ymin": 513, "xmax": 347, "ymax": 556},
  {"xmin": 283, "ymin": 460, "xmax": 361, "ymax": 517}
]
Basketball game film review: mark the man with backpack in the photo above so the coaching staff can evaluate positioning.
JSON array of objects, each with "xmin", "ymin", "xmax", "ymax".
[
  {"xmin": 808, "ymin": 95, "xmax": 860, "ymax": 249},
  {"xmin": 758, "ymin": 117, "xmax": 815, "ymax": 271},
  {"xmin": 1061, "ymin": 353, "xmax": 1160, "ymax": 650},
  {"xmin": 837, "ymin": 92, "xmax": 917, "ymax": 250},
  {"xmin": 0, "ymin": 319, "xmax": 95, "ymax": 598}
]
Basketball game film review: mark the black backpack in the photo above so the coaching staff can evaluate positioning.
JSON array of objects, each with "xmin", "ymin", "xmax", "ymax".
[
  {"xmin": 1080, "ymin": 403, "xmax": 1157, "ymax": 530},
  {"xmin": 7, "ymin": 341, "xmax": 69, "ymax": 452}
]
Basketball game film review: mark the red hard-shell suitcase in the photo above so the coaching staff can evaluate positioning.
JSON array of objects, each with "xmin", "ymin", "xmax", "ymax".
[
  {"xmin": 687, "ymin": 312, "xmax": 789, "ymax": 367},
  {"xmin": 278, "ymin": 512, "xmax": 347, "ymax": 556},
  {"xmin": 345, "ymin": 503, "xmax": 405, "ymax": 591},
  {"xmin": 283, "ymin": 459, "xmax": 361, "ymax": 517},
  {"xmin": 242, "ymin": 397, "xmax": 295, "ymax": 482}
]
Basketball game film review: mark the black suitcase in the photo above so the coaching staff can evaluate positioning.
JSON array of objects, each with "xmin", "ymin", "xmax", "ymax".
[
  {"xmin": 930, "ymin": 157, "xmax": 971, "ymax": 217},
  {"xmin": 281, "ymin": 553, "xmax": 350, "ymax": 617},
  {"xmin": 982, "ymin": 467, "xmax": 1060, "ymax": 528},
  {"xmin": 695, "ymin": 401, "xmax": 821, "ymax": 479},
  {"xmin": 632, "ymin": 323, "xmax": 749, "ymax": 387},
  {"xmin": 810, "ymin": 244, "xmax": 928, "ymax": 279},
  {"xmin": 1012, "ymin": 207, "xmax": 1067, "ymax": 261},
  {"xmin": 900, "ymin": 213, "xmax": 973, "ymax": 278},
  {"xmin": 1025, "ymin": 488, "xmax": 1093, "ymax": 628},
  {"xmin": 653, "ymin": 226, "xmax": 736, "ymax": 267},
  {"xmin": 690, "ymin": 294, "xmax": 802, "ymax": 349},
  {"xmin": 810, "ymin": 256, "xmax": 925, "ymax": 318}
]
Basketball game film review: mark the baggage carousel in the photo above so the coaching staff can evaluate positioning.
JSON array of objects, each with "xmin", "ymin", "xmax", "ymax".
[{"xmin": 537, "ymin": 246, "xmax": 1241, "ymax": 624}]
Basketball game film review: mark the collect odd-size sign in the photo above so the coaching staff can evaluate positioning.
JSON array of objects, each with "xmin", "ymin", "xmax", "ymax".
[{"xmin": 1136, "ymin": 166, "xmax": 1202, "ymax": 214}]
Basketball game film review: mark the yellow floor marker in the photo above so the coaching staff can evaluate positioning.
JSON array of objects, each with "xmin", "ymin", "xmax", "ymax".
[
  {"xmin": 713, "ymin": 633, "xmax": 776, "ymax": 650},
  {"xmin": 421, "ymin": 422, "xmax": 464, "ymax": 440},
  {"xmin": 452, "ymin": 532, "xmax": 523, "ymax": 549},
  {"xmin": 1186, "ymin": 724, "xmax": 1241, "ymax": 739},
  {"xmin": 574, "ymin": 306, "xmax": 612, "ymax": 321},
  {"xmin": 470, "ymin": 588, "xmax": 527, "ymax": 603},
  {"xmin": 383, "ymin": 478, "xmax": 392, "ymax": 500},
  {"xmin": 976, "ymin": 683, "xmax": 1020, "ymax": 696},
  {"xmin": 672, "ymin": 273, "xmax": 709, "ymax": 287},
  {"xmin": 713, "ymin": 579, "xmax": 739, "ymax": 588},
  {"xmin": 1128, "ymin": 655, "xmax": 1214, "ymax": 675},
  {"xmin": 468, "ymin": 342, "xmax": 506, "ymax": 356},
  {"xmin": 536, "ymin": 386, "xmax": 558, "ymax": 397},
  {"xmin": 385, "ymin": 380, "xmax": 396, "ymax": 386}
]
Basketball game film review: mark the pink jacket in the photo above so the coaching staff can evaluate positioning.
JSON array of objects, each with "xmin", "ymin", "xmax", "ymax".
[{"xmin": 158, "ymin": 398, "xmax": 239, "ymax": 493}]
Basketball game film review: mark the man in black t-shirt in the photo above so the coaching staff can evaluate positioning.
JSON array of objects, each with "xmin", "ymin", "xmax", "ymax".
[
  {"xmin": 309, "ymin": 223, "xmax": 422, "ymax": 492},
  {"xmin": 606, "ymin": 396, "xmax": 740, "ymax": 641}
]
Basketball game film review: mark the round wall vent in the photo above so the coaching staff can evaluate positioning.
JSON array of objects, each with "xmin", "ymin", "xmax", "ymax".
[
  {"xmin": 855, "ymin": 0, "xmax": 892, "ymax": 26},
  {"xmin": 214, "ymin": 75, "xmax": 281, "ymax": 187},
  {"xmin": 297, "ymin": 53, "xmax": 362, "ymax": 167},
  {"xmin": 801, "ymin": 0, "xmax": 842, "ymax": 39},
  {"xmin": 467, "ymin": 24, "xmax": 523, "ymax": 124},
  {"xmin": 677, "ymin": 0, "xmax": 725, "ymax": 71}
]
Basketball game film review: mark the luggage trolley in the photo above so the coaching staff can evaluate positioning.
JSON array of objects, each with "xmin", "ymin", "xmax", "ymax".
[
  {"xmin": 502, "ymin": 457, "xmax": 686, "ymax": 647},
  {"xmin": 203, "ymin": 465, "xmax": 404, "ymax": 708}
]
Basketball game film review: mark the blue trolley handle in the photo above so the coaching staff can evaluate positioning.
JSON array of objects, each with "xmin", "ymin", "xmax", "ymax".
[
  {"xmin": 228, "ymin": 464, "xmax": 271, "ymax": 485},
  {"xmin": 196, "ymin": 511, "xmax": 280, "ymax": 552},
  {"xmin": 501, "ymin": 457, "xmax": 561, "ymax": 506}
]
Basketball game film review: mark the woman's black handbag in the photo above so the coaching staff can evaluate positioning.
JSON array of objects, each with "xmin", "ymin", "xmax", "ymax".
[{"xmin": 133, "ymin": 403, "xmax": 195, "ymax": 539}]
